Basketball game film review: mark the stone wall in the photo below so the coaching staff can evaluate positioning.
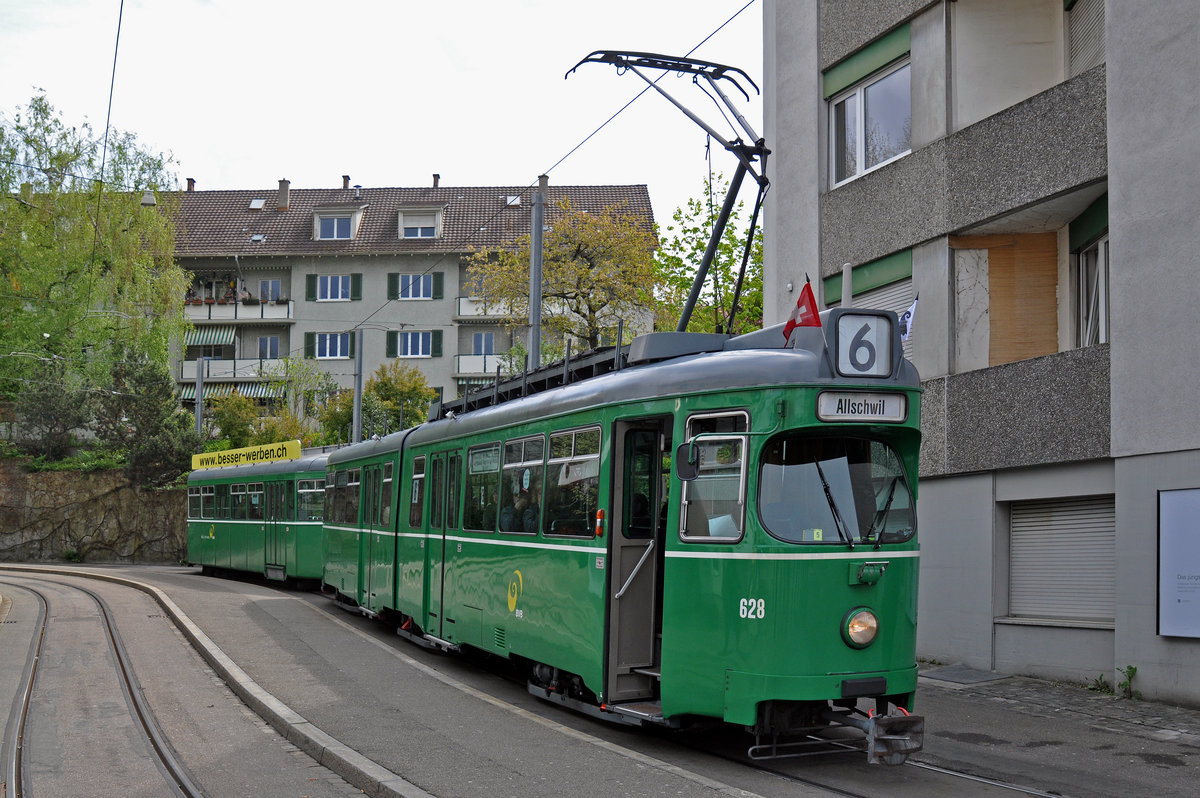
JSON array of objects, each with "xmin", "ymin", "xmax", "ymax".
[{"xmin": 0, "ymin": 459, "xmax": 186, "ymax": 563}]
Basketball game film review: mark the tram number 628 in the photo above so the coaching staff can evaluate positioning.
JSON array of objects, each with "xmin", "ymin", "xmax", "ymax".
[{"xmin": 739, "ymin": 598, "xmax": 765, "ymax": 619}]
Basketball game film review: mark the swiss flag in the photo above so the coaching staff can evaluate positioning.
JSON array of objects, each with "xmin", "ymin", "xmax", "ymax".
[{"xmin": 782, "ymin": 279, "xmax": 821, "ymax": 342}]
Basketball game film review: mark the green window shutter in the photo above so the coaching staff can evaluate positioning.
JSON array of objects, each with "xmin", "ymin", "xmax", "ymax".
[
  {"xmin": 387, "ymin": 273, "xmax": 399, "ymax": 300},
  {"xmin": 431, "ymin": 330, "xmax": 443, "ymax": 358},
  {"xmin": 306, "ymin": 274, "xmax": 317, "ymax": 301},
  {"xmin": 386, "ymin": 330, "xmax": 398, "ymax": 358},
  {"xmin": 823, "ymin": 24, "xmax": 911, "ymax": 99},
  {"xmin": 304, "ymin": 332, "xmax": 315, "ymax": 358},
  {"xmin": 351, "ymin": 273, "xmax": 363, "ymax": 301},
  {"xmin": 348, "ymin": 331, "xmax": 356, "ymax": 358},
  {"xmin": 1069, "ymin": 193, "xmax": 1108, "ymax": 252},
  {"xmin": 432, "ymin": 272, "xmax": 444, "ymax": 300}
]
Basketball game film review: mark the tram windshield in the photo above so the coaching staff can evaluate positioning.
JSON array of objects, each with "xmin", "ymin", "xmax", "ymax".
[{"xmin": 758, "ymin": 434, "xmax": 914, "ymax": 546}]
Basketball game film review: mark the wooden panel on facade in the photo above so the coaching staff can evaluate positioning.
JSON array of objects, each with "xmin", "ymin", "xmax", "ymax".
[{"xmin": 989, "ymin": 233, "xmax": 1058, "ymax": 366}]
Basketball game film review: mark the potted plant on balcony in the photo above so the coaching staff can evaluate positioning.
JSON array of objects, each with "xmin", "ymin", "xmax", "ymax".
[{"xmin": 273, "ymin": 296, "xmax": 288, "ymax": 305}]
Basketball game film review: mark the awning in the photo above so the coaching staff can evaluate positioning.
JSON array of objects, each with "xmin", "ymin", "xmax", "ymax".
[
  {"xmin": 185, "ymin": 325, "xmax": 236, "ymax": 347},
  {"xmin": 178, "ymin": 382, "xmax": 282, "ymax": 400}
]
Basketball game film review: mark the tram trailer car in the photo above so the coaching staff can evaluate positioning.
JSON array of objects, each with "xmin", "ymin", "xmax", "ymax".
[
  {"xmin": 187, "ymin": 454, "xmax": 328, "ymax": 583},
  {"xmin": 317, "ymin": 309, "xmax": 923, "ymax": 763}
]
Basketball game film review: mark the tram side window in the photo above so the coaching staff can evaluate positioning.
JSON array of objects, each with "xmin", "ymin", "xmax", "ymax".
[
  {"xmin": 410, "ymin": 457, "xmax": 426, "ymax": 527},
  {"xmin": 215, "ymin": 484, "xmax": 231, "ymax": 519},
  {"xmin": 328, "ymin": 470, "xmax": 348, "ymax": 524},
  {"xmin": 545, "ymin": 427, "xmax": 600, "ymax": 537},
  {"xmin": 298, "ymin": 479, "xmax": 325, "ymax": 521},
  {"xmin": 464, "ymin": 444, "xmax": 500, "ymax": 532},
  {"xmin": 200, "ymin": 485, "xmax": 215, "ymax": 519},
  {"xmin": 231, "ymin": 484, "xmax": 247, "ymax": 519},
  {"xmin": 247, "ymin": 482, "xmax": 264, "ymax": 520},
  {"xmin": 188, "ymin": 487, "xmax": 202, "ymax": 518},
  {"xmin": 381, "ymin": 463, "xmax": 393, "ymax": 527},
  {"xmin": 344, "ymin": 469, "xmax": 361, "ymax": 524},
  {"xmin": 501, "ymin": 436, "xmax": 544, "ymax": 535},
  {"xmin": 681, "ymin": 412, "xmax": 748, "ymax": 541}
]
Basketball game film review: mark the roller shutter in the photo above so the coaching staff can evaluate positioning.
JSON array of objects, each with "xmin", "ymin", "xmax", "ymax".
[
  {"xmin": 1009, "ymin": 495, "xmax": 1115, "ymax": 622},
  {"xmin": 1068, "ymin": 0, "xmax": 1104, "ymax": 77},
  {"xmin": 853, "ymin": 278, "xmax": 914, "ymax": 360}
]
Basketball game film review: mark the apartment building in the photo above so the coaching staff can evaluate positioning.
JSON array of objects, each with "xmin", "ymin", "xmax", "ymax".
[
  {"xmin": 174, "ymin": 177, "xmax": 653, "ymax": 416},
  {"xmin": 763, "ymin": 0, "xmax": 1200, "ymax": 703}
]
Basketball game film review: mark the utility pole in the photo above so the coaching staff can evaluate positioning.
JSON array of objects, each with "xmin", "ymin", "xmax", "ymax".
[
  {"xmin": 352, "ymin": 328, "xmax": 364, "ymax": 443},
  {"xmin": 528, "ymin": 174, "xmax": 547, "ymax": 370},
  {"xmin": 194, "ymin": 357, "xmax": 207, "ymax": 435}
]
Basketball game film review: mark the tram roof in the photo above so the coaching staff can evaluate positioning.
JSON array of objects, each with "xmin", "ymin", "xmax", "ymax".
[
  {"xmin": 187, "ymin": 452, "xmax": 329, "ymax": 483},
  {"xmin": 327, "ymin": 316, "xmax": 919, "ymax": 466}
]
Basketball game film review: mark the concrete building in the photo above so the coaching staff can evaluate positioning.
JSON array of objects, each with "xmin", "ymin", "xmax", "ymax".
[
  {"xmin": 763, "ymin": 0, "xmax": 1200, "ymax": 703},
  {"xmin": 174, "ymin": 177, "xmax": 653, "ymax": 431}
]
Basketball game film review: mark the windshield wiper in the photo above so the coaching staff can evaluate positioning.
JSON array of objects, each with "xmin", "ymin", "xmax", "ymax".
[
  {"xmin": 869, "ymin": 477, "xmax": 899, "ymax": 551},
  {"xmin": 812, "ymin": 459, "xmax": 854, "ymax": 548}
]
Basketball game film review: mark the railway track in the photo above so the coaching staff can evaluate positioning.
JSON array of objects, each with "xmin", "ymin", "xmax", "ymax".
[{"xmin": 0, "ymin": 577, "xmax": 203, "ymax": 798}]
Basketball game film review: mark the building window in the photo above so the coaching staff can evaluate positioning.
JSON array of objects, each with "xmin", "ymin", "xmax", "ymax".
[
  {"xmin": 398, "ymin": 274, "xmax": 433, "ymax": 299},
  {"xmin": 1077, "ymin": 234, "xmax": 1109, "ymax": 347},
  {"xmin": 401, "ymin": 210, "xmax": 438, "ymax": 238},
  {"xmin": 319, "ymin": 215, "xmax": 351, "ymax": 240},
  {"xmin": 257, "ymin": 335, "xmax": 279, "ymax": 359},
  {"xmin": 473, "ymin": 332, "xmax": 494, "ymax": 356},
  {"xmin": 318, "ymin": 275, "xmax": 351, "ymax": 301},
  {"xmin": 830, "ymin": 60, "xmax": 911, "ymax": 186},
  {"xmin": 259, "ymin": 279, "xmax": 281, "ymax": 301},
  {"xmin": 398, "ymin": 331, "xmax": 433, "ymax": 357},
  {"xmin": 316, "ymin": 332, "xmax": 351, "ymax": 359}
]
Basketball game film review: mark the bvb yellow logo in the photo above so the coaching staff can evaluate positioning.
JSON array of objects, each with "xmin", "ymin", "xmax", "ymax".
[{"xmin": 507, "ymin": 570, "xmax": 523, "ymax": 613}]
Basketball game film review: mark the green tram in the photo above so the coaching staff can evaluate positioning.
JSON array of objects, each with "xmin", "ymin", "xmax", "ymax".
[
  {"xmin": 321, "ymin": 308, "xmax": 924, "ymax": 763},
  {"xmin": 186, "ymin": 454, "xmax": 327, "ymax": 582}
]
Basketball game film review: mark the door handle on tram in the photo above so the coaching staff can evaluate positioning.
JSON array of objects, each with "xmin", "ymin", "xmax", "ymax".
[{"xmin": 615, "ymin": 540, "xmax": 655, "ymax": 600}]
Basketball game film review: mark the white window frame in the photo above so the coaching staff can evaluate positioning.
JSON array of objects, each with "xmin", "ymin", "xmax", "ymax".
[
  {"xmin": 316, "ymin": 332, "xmax": 351, "ymax": 359},
  {"xmin": 829, "ymin": 59, "xmax": 912, "ymax": 187},
  {"xmin": 397, "ymin": 273, "xmax": 433, "ymax": 299},
  {"xmin": 473, "ymin": 331, "xmax": 494, "ymax": 356},
  {"xmin": 257, "ymin": 335, "xmax": 279, "ymax": 359},
  {"xmin": 400, "ymin": 209, "xmax": 440, "ymax": 239},
  {"xmin": 397, "ymin": 331, "xmax": 433, "ymax": 358},
  {"xmin": 318, "ymin": 215, "xmax": 352, "ymax": 240},
  {"xmin": 1077, "ymin": 234, "xmax": 1109, "ymax": 347},
  {"xmin": 317, "ymin": 274, "xmax": 352, "ymax": 301},
  {"xmin": 259, "ymin": 279, "xmax": 281, "ymax": 301}
]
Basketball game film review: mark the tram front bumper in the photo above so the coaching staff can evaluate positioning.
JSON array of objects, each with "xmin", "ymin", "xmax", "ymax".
[{"xmin": 723, "ymin": 664, "xmax": 918, "ymax": 726}]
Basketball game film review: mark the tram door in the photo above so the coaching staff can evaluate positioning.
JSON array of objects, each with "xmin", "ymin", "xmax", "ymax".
[
  {"xmin": 606, "ymin": 417, "xmax": 670, "ymax": 704},
  {"xmin": 424, "ymin": 452, "xmax": 449, "ymax": 639},
  {"xmin": 263, "ymin": 480, "xmax": 292, "ymax": 578}
]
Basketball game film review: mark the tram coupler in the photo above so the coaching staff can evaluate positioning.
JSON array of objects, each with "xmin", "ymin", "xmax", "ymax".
[{"xmin": 821, "ymin": 708, "xmax": 925, "ymax": 765}]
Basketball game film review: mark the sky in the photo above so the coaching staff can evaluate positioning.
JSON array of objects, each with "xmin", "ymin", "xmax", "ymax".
[{"xmin": 0, "ymin": 0, "xmax": 764, "ymax": 227}]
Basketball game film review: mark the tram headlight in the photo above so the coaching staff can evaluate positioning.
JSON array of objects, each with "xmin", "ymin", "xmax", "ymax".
[{"xmin": 842, "ymin": 607, "xmax": 879, "ymax": 649}]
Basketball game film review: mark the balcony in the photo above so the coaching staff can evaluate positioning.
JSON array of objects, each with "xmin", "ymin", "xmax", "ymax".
[
  {"xmin": 178, "ymin": 358, "xmax": 283, "ymax": 382},
  {"xmin": 455, "ymin": 353, "xmax": 505, "ymax": 377},
  {"xmin": 184, "ymin": 299, "xmax": 293, "ymax": 322},
  {"xmin": 455, "ymin": 296, "xmax": 513, "ymax": 321}
]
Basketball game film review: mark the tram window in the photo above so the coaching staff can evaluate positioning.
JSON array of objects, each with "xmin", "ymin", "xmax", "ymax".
[
  {"xmin": 758, "ymin": 435, "xmax": 915, "ymax": 545},
  {"xmin": 501, "ymin": 435, "xmax": 544, "ymax": 535},
  {"xmin": 298, "ymin": 479, "xmax": 325, "ymax": 522},
  {"xmin": 230, "ymin": 483, "xmax": 247, "ymax": 520},
  {"xmin": 200, "ymin": 485, "xmax": 215, "ymax": 519},
  {"xmin": 381, "ymin": 463, "xmax": 393, "ymax": 527},
  {"xmin": 280, "ymin": 480, "xmax": 294, "ymax": 522},
  {"xmin": 247, "ymin": 482, "xmax": 264, "ymax": 521},
  {"xmin": 430, "ymin": 457, "xmax": 445, "ymax": 529},
  {"xmin": 344, "ymin": 469, "xmax": 361, "ymax": 525},
  {"xmin": 447, "ymin": 455, "xmax": 461, "ymax": 530},
  {"xmin": 680, "ymin": 412, "xmax": 748, "ymax": 542},
  {"xmin": 545, "ymin": 427, "xmax": 601, "ymax": 537},
  {"xmin": 188, "ymin": 487, "xmax": 202, "ymax": 519},
  {"xmin": 464, "ymin": 444, "xmax": 500, "ymax": 532},
  {"xmin": 410, "ymin": 457, "xmax": 426, "ymax": 527}
]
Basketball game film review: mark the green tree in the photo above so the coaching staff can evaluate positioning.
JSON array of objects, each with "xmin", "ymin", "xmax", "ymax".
[
  {"xmin": 94, "ymin": 358, "xmax": 202, "ymax": 485},
  {"xmin": 655, "ymin": 175, "xmax": 763, "ymax": 335},
  {"xmin": 465, "ymin": 198, "xmax": 658, "ymax": 351},
  {"xmin": 206, "ymin": 390, "xmax": 257, "ymax": 449},
  {"xmin": 12, "ymin": 358, "xmax": 92, "ymax": 459},
  {"xmin": 366, "ymin": 360, "xmax": 438, "ymax": 432},
  {"xmin": 0, "ymin": 92, "xmax": 190, "ymax": 409},
  {"xmin": 258, "ymin": 355, "xmax": 339, "ymax": 430}
]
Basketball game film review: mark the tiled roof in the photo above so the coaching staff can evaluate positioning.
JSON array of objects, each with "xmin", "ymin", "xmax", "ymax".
[{"xmin": 173, "ymin": 183, "xmax": 654, "ymax": 258}]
